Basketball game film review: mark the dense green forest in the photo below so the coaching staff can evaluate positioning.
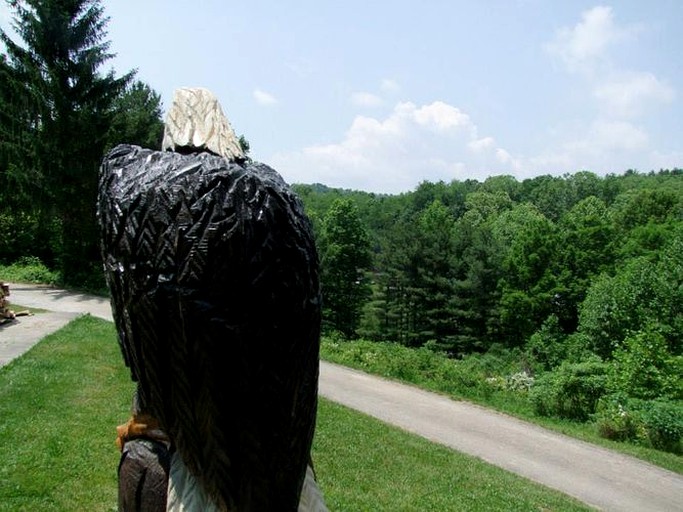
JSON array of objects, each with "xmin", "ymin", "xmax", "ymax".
[
  {"xmin": 295, "ymin": 171, "xmax": 683, "ymax": 453},
  {"xmin": 1, "ymin": 1, "xmax": 680, "ymax": 453},
  {"xmin": 296, "ymin": 172, "xmax": 682, "ymax": 353}
]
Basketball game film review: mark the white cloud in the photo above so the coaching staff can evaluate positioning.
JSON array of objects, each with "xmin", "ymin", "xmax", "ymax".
[
  {"xmin": 495, "ymin": 148, "xmax": 517, "ymax": 166},
  {"xmin": 545, "ymin": 5, "xmax": 633, "ymax": 74},
  {"xmin": 533, "ymin": 5, "xmax": 676, "ymax": 176},
  {"xmin": 270, "ymin": 101, "xmax": 518, "ymax": 193},
  {"xmin": 268, "ymin": 94, "xmax": 672, "ymax": 193},
  {"xmin": 527, "ymin": 150, "xmax": 575, "ymax": 174},
  {"xmin": 350, "ymin": 91, "xmax": 384, "ymax": 108},
  {"xmin": 412, "ymin": 101, "xmax": 473, "ymax": 132},
  {"xmin": 267, "ymin": 4, "xmax": 677, "ymax": 195},
  {"xmin": 253, "ymin": 88, "xmax": 278, "ymax": 106},
  {"xmin": 593, "ymin": 71, "xmax": 675, "ymax": 118},
  {"xmin": 468, "ymin": 137, "xmax": 495, "ymax": 153}
]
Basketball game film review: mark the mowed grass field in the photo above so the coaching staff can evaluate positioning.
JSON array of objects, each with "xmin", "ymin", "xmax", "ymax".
[{"xmin": 0, "ymin": 316, "xmax": 590, "ymax": 511}]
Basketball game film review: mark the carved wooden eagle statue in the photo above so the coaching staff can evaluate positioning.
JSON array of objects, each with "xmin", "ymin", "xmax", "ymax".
[{"xmin": 98, "ymin": 88, "xmax": 325, "ymax": 511}]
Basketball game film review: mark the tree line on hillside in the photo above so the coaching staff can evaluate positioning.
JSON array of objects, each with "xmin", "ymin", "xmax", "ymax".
[
  {"xmin": 297, "ymin": 171, "xmax": 682, "ymax": 352},
  {"xmin": 0, "ymin": 0, "xmax": 163, "ymax": 287}
]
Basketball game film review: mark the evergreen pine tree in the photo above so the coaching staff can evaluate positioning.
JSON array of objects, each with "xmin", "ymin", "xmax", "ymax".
[{"xmin": 1, "ymin": 0, "xmax": 132, "ymax": 283}]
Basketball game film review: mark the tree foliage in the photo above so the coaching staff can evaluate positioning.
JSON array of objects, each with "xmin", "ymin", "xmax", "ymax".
[
  {"xmin": 408, "ymin": 200, "xmax": 458, "ymax": 348},
  {"xmin": 319, "ymin": 198, "xmax": 372, "ymax": 337},
  {"xmin": 579, "ymin": 229, "xmax": 683, "ymax": 359},
  {"xmin": 490, "ymin": 203, "xmax": 555, "ymax": 345},
  {"xmin": 530, "ymin": 358, "xmax": 609, "ymax": 421},
  {"xmin": 0, "ymin": 0, "xmax": 162, "ymax": 284},
  {"xmin": 608, "ymin": 328, "xmax": 682, "ymax": 401},
  {"xmin": 106, "ymin": 80, "xmax": 164, "ymax": 151}
]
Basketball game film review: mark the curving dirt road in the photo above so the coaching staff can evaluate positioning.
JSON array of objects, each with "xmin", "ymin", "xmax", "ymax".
[{"xmin": 3, "ymin": 283, "xmax": 683, "ymax": 511}]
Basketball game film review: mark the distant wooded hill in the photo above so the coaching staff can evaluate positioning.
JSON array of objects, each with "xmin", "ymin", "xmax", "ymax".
[{"xmin": 293, "ymin": 169, "xmax": 682, "ymax": 355}]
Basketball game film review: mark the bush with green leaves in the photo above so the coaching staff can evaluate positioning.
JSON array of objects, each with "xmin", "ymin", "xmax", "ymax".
[
  {"xmin": 530, "ymin": 358, "xmax": 609, "ymax": 421},
  {"xmin": 0, "ymin": 211, "xmax": 37, "ymax": 264},
  {"xmin": 505, "ymin": 371, "xmax": 535, "ymax": 392},
  {"xmin": 526, "ymin": 317, "xmax": 598, "ymax": 373},
  {"xmin": 321, "ymin": 337, "xmax": 505, "ymax": 402},
  {"xmin": 641, "ymin": 399, "xmax": 683, "ymax": 454},
  {"xmin": 463, "ymin": 343, "xmax": 529, "ymax": 376},
  {"xmin": 579, "ymin": 230, "xmax": 683, "ymax": 359},
  {"xmin": 608, "ymin": 327, "xmax": 683, "ymax": 400},
  {"xmin": 595, "ymin": 395, "xmax": 683, "ymax": 454},
  {"xmin": 0, "ymin": 256, "xmax": 60, "ymax": 285},
  {"xmin": 594, "ymin": 394, "xmax": 644, "ymax": 443}
]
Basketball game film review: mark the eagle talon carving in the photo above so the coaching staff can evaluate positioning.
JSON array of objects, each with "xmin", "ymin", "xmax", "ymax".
[{"xmin": 99, "ymin": 88, "xmax": 327, "ymax": 511}]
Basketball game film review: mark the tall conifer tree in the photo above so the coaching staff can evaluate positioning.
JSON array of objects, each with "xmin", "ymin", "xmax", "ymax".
[{"xmin": 0, "ymin": 0, "xmax": 132, "ymax": 282}]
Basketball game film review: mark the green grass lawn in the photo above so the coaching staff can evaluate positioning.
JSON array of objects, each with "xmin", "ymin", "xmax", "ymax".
[
  {"xmin": 314, "ymin": 400, "xmax": 590, "ymax": 511},
  {"xmin": 0, "ymin": 316, "xmax": 591, "ymax": 511},
  {"xmin": 0, "ymin": 316, "xmax": 133, "ymax": 512}
]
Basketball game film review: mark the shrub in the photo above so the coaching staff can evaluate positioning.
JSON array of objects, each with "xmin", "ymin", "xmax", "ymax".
[
  {"xmin": 0, "ymin": 212, "xmax": 36, "ymax": 264},
  {"xmin": 609, "ymin": 327, "xmax": 682, "ymax": 400},
  {"xmin": 564, "ymin": 332, "xmax": 601, "ymax": 364},
  {"xmin": 320, "ymin": 337, "xmax": 496, "ymax": 402},
  {"xmin": 595, "ymin": 394, "xmax": 644, "ymax": 442},
  {"xmin": 505, "ymin": 371, "xmax": 535, "ymax": 393},
  {"xmin": 0, "ymin": 256, "xmax": 60, "ymax": 285},
  {"xmin": 578, "ymin": 232, "xmax": 683, "ymax": 359},
  {"xmin": 530, "ymin": 358, "xmax": 609, "ymax": 421},
  {"xmin": 463, "ymin": 344, "xmax": 528, "ymax": 377},
  {"xmin": 641, "ymin": 400, "xmax": 683, "ymax": 454}
]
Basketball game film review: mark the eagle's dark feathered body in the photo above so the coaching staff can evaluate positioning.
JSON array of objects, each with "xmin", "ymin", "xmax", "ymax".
[{"xmin": 98, "ymin": 144, "xmax": 321, "ymax": 511}]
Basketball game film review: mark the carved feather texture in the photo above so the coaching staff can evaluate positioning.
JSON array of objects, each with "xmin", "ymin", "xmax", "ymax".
[
  {"xmin": 98, "ymin": 145, "xmax": 321, "ymax": 511},
  {"xmin": 161, "ymin": 87, "xmax": 245, "ymax": 161}
]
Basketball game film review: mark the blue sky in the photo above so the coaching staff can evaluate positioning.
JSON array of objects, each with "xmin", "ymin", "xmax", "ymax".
[{"xmin": 2, "ymin": 1, "xmax": 682, "ymax": 193}]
